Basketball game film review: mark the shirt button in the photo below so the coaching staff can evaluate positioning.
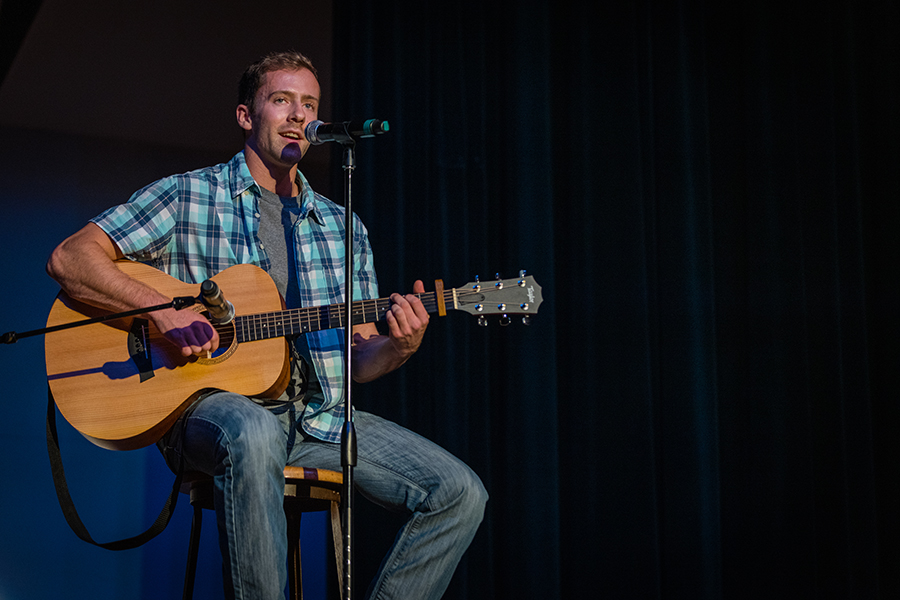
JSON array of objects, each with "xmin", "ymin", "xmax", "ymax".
[
  {"xmin": 259, "ymin": 242, "xmax": 265, "ymax": 249},
  {"xmin": 255, "ymin": 212, "xmax": 261, "ymax": 218}
]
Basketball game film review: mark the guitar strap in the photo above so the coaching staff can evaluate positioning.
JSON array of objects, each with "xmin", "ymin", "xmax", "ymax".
[{"xmin": 45, "ymin": 387, "xmax": 184, "ymax": 550}]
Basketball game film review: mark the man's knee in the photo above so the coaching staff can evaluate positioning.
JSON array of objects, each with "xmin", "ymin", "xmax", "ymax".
[
  {"xmin": 462, "ymin": 468, "xmax": 489, "ymax": 521},
  {"xmin": 439, "ymin": 460, "xmax": 488, "ymax": 525}
]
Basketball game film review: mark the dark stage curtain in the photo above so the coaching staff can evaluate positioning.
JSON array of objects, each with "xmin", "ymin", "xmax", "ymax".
[{"xmin": 327, "ymin": 1, "xmax": 899, "ymax": 598}]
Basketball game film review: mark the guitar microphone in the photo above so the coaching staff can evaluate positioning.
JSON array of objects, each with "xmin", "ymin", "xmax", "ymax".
[
  {"xmin": 305, "ymin": 119, "xmax": 389, "ymax": 145},
  {"xmin": 199, "ymin": 280, "xmax": 235, "ymax": 325}
]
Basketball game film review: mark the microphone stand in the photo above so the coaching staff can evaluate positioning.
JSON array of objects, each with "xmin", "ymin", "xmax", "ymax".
[
  {"xmin": 309, "ymin": 118, "xmax": 387, "ymax": 599},
  {"xmin": 338, "ymin": 138, "xmax": 357, "ymax": 600},
  {"xmin": 2, "ymin": 297, "xmax": 198, "ymax": 345}
]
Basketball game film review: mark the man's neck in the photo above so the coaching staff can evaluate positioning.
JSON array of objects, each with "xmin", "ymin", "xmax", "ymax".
[{"xmin": 243, "ymin": 147, "xmax": 299, "ymax": 197}]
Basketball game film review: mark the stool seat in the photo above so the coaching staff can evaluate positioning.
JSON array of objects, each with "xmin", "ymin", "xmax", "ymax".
[{"xmin": 181, "ymin": 466, "xmax": 344, "ymax": 600}]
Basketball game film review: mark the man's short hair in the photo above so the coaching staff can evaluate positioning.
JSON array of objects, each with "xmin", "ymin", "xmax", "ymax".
[{"xmin": 238, "ymin": 51, "xmax": 318, "ymax": 114}]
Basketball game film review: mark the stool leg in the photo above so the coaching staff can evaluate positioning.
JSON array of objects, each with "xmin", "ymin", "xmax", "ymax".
[
  {"xmin": 287, "ymin": 509, "xmax": 303, "ymax": 600},
  {"xmin": 183, "ymin": 503, "xmax": 203, "ymax": 600}
]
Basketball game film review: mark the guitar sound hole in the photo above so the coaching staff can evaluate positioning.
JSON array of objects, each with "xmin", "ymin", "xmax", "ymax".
[
  {"xmin": 196, "ymin": 321, "xmax": 237, "ymax": 364},
  {"xmin": 213, "ymin": 324, "xmax": 236, "ymax": 356}
]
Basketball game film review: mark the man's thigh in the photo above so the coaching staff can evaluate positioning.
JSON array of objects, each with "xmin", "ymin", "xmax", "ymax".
[{"xmin": 288, "ymin": 410, "xmax": 476, "ymax": 512}]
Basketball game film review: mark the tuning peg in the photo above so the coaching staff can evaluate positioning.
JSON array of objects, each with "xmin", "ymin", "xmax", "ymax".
[
  {"xmin": 477, "ymin": 315, "xmax": 488, "ymax": 327},
  {"xmin": 522, "ymin": 315, "xmax": 532, "ymax": 326},
  {"xmin": 499, "ymin": 314, "xmax": 510, "ymax": 326},
  {"xmin": 518, "ymin": 270, "xmax": 527, "ymax": 286},
  {"xmin": 473, "ymin": 275, "xmax": 481, "ymax": 292}
]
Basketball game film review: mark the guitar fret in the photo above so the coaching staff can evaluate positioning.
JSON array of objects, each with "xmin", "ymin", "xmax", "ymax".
[
  {"xmin": 330, "ymin": 305, "xmax": 341, "ymax": 329},
  {"xmin": 236, "ymin": 290, "xmax": 448, "ymax": 344}
]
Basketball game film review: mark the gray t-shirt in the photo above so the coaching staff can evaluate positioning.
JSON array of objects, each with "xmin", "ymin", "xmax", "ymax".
[{"xmin": 256, "ymin": 186, "xmax": 322, "ymax": 405}]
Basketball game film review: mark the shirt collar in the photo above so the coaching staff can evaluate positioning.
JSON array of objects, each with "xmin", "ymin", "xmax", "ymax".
[
  {"xmin": 295, "ymin": 171, "xmax": 323, "ymax": 224},
  {"xmin": 229, "ymin": 151, "xmax": 323, "ymax": 224},
  {"xmin": 229, "ymin": 151, "xmax": 259, "ymax": 198}
]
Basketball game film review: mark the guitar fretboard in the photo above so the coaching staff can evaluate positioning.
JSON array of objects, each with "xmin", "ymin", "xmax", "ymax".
[{"xmin": 232, "ymin": 291, "xmax": 449, "ymax": 342}]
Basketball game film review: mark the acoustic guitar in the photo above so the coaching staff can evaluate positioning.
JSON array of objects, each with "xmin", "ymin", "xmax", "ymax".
[{"xmin": 45, "ymin": 261, "xmax": 542, "ymax": 450}]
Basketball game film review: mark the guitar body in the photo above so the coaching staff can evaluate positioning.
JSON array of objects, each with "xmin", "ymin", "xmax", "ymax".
[{"xmin": 45, "ymin": 261, "xmax": 290, "ymax": 450}]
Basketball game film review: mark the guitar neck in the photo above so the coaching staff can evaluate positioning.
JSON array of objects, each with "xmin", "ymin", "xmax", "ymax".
[{"xmin": 234, "ymin": 290, "xmax": 446, "ymax": 342}]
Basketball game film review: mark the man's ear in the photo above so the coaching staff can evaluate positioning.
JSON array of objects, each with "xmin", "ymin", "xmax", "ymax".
[{"xmin": 236, "ymin": 104, "xmax": 253, "ymax": 132}]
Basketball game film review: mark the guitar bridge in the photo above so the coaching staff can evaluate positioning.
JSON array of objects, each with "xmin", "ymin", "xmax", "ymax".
[{"xmin": 127, "ymin": 318, "xmax": 155, "ymax": 382}]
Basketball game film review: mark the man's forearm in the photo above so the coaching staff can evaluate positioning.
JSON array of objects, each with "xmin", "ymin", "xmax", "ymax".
[
  {"xmin": 48, "ymin": 243, "xmax": 166, "ymax": 312},
  {"xmin": 46, "ymin": 223, "xmax": 219, "ymax": 357}
]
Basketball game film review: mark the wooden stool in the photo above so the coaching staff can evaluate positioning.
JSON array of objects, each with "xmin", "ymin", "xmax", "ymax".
[{"xmin": 181, "ymin": 466, "xmax": 343, "ymax": 600}]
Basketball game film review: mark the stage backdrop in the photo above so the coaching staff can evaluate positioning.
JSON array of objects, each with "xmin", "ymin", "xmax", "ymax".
[{"xmin": 327, "ymin": 1, "xmax": 900, "ymax": 599}]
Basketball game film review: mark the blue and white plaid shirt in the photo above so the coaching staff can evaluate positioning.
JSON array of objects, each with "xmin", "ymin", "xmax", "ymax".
[{"xmin": 92, "ymin": 151, "xmax": 379, "ymax": 442}]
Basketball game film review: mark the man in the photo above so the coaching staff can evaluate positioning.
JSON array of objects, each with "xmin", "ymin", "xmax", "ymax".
[{"xmin": 46, "ymin": 51, "xmax": 487, "ymax": 600}]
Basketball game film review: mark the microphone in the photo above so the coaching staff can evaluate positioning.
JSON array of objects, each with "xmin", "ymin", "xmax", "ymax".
[
  {"xmin": 305, "ymin": 119, "xmax": 389, "ymax": 145},
  {"xmin": 199, "ymin": 280, "xmax": 235, "ymax": 325}
]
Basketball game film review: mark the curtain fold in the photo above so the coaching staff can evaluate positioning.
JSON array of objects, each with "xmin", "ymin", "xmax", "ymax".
[{"xmin": 332, "ymin": 1, "xmax": 900, "ymax": 597}]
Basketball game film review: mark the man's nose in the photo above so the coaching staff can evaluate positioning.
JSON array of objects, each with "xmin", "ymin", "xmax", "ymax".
[{"xmin": 289, "ymin": 106, "xmax": 305, "ymax": 123}]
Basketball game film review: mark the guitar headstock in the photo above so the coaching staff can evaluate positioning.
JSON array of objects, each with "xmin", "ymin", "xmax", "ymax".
[{"xmin": 453, "ymin": 271, "xmax": 543, "ymax": 326}]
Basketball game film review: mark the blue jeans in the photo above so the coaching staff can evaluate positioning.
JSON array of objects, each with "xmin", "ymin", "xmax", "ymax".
[{"xmin": 160, "ymin": 392, "xmax": 487, "ymax": 600}]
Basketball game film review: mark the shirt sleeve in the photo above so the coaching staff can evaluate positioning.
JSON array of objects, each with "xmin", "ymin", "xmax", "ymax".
[
  {"xmin": 90, "ymin": 176, "xmax": 181, "ymax": 262},
  {"xmin": 352, "ymin": 212, "xmax": 379, "ymax": 301}
]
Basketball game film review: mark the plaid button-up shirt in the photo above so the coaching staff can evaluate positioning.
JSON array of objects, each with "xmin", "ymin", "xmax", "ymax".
[{"xmin": 92, "ymin": 150, "xmax": 379, "ymax": 442}]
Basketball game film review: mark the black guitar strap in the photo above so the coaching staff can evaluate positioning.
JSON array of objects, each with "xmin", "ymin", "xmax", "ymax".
[{"xmin": 45, "ymin": 386, "xmax": 184, "ymax": 550}]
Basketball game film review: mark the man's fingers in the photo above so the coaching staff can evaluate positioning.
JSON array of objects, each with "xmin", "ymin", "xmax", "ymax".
[{"xmin": 167, "ymin": 320, "xmax": 219, "ymax": 356}]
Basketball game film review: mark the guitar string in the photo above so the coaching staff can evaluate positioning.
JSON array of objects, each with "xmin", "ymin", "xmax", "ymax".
[
  {"xmin": 136, "ymin": 284, "xmax": 523, "ymax": 345},
  {"xmin": 236, "ymin": 292, "xmax": 448, "ymax": 341},
  {"xmin": 232, "ymin": 288, "xmax": 501, "ymax": 341}
]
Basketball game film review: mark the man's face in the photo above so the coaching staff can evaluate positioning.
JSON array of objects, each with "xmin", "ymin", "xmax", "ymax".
[{"xmin": 238, "ymin": 67, "xmax": 320, "ymax": 169}]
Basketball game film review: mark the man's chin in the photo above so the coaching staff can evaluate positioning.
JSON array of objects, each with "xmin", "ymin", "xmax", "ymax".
[{"xmin": 280, "ymin": 143, "xmax": 308, "ymax": 164}]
